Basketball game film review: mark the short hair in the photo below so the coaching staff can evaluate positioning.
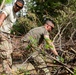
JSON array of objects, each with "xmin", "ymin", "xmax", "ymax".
[
  {"xmin": 44, "ymin": 18, "xmax": 55, "ymax": 26},
  {"xmin": 16, "ymin": 0, "xmax": 24, "ymax": 5}
]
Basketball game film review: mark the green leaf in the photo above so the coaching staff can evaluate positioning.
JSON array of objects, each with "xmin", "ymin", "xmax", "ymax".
[
  {"xmin": 74, "ymin": 69, "xmax": 76, "ymax": 75},
  {"xmin": 24, "ymin": 71, "xmax": 30, "ymax": 75},
  {"xmin": 0, "ymin": 0, "xmax": 2, "ymax": 4},
  {"xmin": 5, "ymin": 0, "xmax": 12, "ymax": 4},
  {"xmin": 30, "ymin": 36, "xmax": 38, "ymax": 46},
  {"xmin": 0, "ymin": 0, "xmax": 12, "ymax": 5},
  {"xmin": 59, "ymin": 56, "xmax": 64, "ymax": 63}
]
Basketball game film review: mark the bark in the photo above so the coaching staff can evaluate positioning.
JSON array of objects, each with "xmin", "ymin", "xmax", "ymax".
[{"xmin": 0, "ymin": 0, "xmax": 5, "ymax": 10}]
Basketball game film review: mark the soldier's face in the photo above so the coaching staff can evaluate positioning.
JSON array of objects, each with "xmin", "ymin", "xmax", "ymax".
[
  {"xmin": 13, "ymin": 1, "xmax": 23, "ymax": 13},
  {"xmin": 46, "ymin": 22, "xmax": 54, "ymax": 32}
]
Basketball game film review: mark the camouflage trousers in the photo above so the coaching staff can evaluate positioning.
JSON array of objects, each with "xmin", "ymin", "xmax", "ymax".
[
  {"xmin": 23, "ymin": 42, "xmax": 51, "ymax": 75},
  {"xmin": 31, "ymin": 51, "xmax": 51, "ymax": 75},
  {"xmin": 0, "ymin": 32, "xmax": 13, "ymax": 75}
]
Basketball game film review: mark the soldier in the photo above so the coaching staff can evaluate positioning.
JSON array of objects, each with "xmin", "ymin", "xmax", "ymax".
[
  {"xmin": 21, "ymin": 19, "xmax": 59, "ymax": 75},
  {"xmin": 0, "ymin": 0, "xmax": 24, "ymax": 74}
]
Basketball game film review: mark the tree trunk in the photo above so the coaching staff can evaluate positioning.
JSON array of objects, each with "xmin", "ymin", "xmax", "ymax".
[{"xmin": 0, "ymin": 0, "xmax": 5, "ymax": 10}]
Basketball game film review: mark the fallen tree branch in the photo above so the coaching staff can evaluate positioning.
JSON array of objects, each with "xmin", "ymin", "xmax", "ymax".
[
  {"xmin": 16, "ymin": 45, "xmax": 74, "ymax": 75},
  {"xmin": 70, "ymin": 47, "xmax": 76, "ymax": 54},
  {"xmin": 45, "ymin": 51, "xmax": 74, "ymax": 75},
  {"xmin": 32, "ymin": 45, "xmax": 74, "ymax": 74}
]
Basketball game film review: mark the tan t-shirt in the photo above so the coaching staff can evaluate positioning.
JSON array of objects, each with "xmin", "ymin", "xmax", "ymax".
[
  {"xmin": 0, "ymin": 6, "xmax": 17, "ymax": 33},
  {"xmin": 22, "ymin": 26, "xmax": 49, "ymax": 44}
]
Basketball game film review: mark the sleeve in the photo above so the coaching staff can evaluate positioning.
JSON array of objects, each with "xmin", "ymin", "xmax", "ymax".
[{"xmin": 2, "ymin": 6, "xmax": 10, "ymax": 16}]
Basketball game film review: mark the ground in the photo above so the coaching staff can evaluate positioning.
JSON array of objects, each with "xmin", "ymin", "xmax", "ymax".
[{"xmin": 0, "ymin": 36, "xmax": 76, "ymax": 75}]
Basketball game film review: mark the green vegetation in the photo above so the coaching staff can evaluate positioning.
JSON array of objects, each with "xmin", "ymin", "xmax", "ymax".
[
  {"xmin": 74, "ymin": 69, "xmax": 76, "ymax": 75},
  {"xmin": 0, "ymin": 0, "xmax": 75, "ymax": 75},
  {"xmin": 11, "ymin": 0, "xmax": 76, "ymax": 41},
  {"xmin": 0, "ymin": 0, "xmax": 12, "ymax": 5},
  {"xmin": 5, "ymin": 0, "xmax": 12, "ymax": 4}
]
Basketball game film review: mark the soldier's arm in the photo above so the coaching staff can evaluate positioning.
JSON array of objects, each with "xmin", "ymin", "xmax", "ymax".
[
  {"xmin": 0, "ymin": 12, "xmax": 6, "ymax": 26},
  {"xmin": 44, "ymin": 35, "xmax": 58, "ymax": 56}
]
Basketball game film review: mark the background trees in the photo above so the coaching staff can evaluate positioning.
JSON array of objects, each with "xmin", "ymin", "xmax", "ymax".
[
  {"xmin": 0, "ymin": 0, "xmax": 12, "ymax": 9},
  {"xmin": 12, "ymin": 0, "xmax": 76, "ymax": 42},
  {"xmin": 0, "ymin": 0, "xmax": 76, "ymax": 74},
  {"xmin": 0, "ymin": 0, "xmax": 76, "ymax": 51}
]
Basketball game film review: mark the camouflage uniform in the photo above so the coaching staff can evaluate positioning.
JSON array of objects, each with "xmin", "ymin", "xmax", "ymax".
[
  {"xmin": 0, "ymin": 5, "xmax": 17, "ymax": 75},
  {"xmin": 21, "ymin": 26, "xmax": 51, "ymax": 75},
  {"xmin": 0, "ymin": 32, "xmax": 13, "ymax": 75}
]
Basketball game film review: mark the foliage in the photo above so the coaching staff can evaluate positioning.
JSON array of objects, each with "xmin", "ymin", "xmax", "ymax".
[
  {"xmin": 0, "ymin": 0, "xmax": 12, "ymax": 5},
  {"xmin": 0, "ymin": 0, "xmax": 2, "ymax": 4},
  {"xmin": 26, "ymin": 0, "xmax": 68, "ymax": 19},
  {"xmin": 44, "ymin": 39, "xmax": 54, "ymax": 50},
  {"xmin": 0, "ymin": 0, "xmax": 76, "ymax": 75},
  {"xmin": 11, "ymin": 0, "xmax": 76, "ymax": 40},
  {"xmin": 23, "ymin": 0, "xmax": 76, "ymax": 41},
  {"xmin": 25, "ymin": 37, "xmax": 38, "ymax": 51},
  {"xmin": 11, "ymin": 12, "xmax": 40, "ymax": 35},
  {"xmin": 5, "ymin": 0, "xmax": 12, "ymax": 4},
  {"xmin": 16, "ymin": 68, "xmax": 31, "ymax": 75},
  {"xmin": 74, "ymin": 69, "xmax": 76, "ymax": 75},
  {"xmin": 29, "ymin": 37, "xmax": 38, "ymax": 46},
  {"xmin": 54, "ymin": 56, "xmax": 64, "ymax": 63},
  {"xmin": 54, "ymin": 6, "xmax": 76, "ymax": 40}
]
